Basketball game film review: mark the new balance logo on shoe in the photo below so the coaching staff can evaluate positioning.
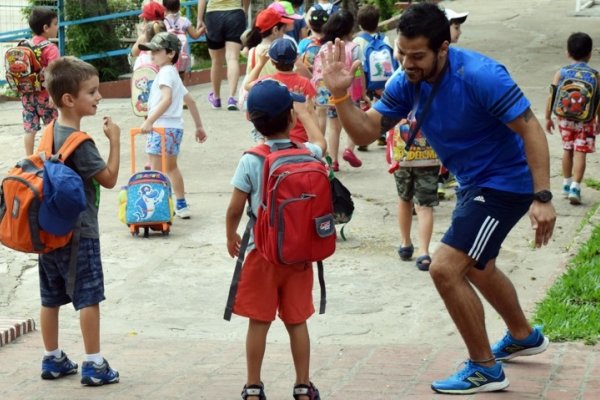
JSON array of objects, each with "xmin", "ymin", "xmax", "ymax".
[
  {"xmin": 474, "ymin": 195, "xmax": 486, "ymax": 203},
  {"xmin": 467, "ymin": 371, "xmax": 489, "ymax": 387}
]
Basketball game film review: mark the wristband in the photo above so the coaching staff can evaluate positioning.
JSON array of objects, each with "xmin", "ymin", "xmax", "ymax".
[{"xmin": 329, "ymin": 93, "xmax": 350, "ymax": 105}]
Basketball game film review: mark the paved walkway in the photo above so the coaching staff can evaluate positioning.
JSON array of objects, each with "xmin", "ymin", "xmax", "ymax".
[
  {"xmin": 1, "ymin": 0, "xmax": 600, "ymax": 399},
  {"xmin": 0, "ymin": 331, "xmax": 599, "ymax": 399}
]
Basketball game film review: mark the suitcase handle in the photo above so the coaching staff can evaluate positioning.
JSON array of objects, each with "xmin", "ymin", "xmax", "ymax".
[{"xmin": 130, "ymin": 127, "xmax": 167, "ymax": 174}]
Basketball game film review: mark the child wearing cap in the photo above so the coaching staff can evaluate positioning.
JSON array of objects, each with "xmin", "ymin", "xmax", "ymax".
[
  {"xmin": 226, "ymin": 79, "xmax": 326, "ymax": 400},
  {"xmin": 37, "ymin": 56, "xmax": 121, "ymax": 386},
  {"xmin": 138, "ymin": 32, "xmax": 208, "ymax": 219},
  {"xmin": 445, "ymin": 8, "xmax": 469, "ymax": 44},
  {"xmin": 244, "ymin": 38, "xmax": 317, "ymax": 142}
]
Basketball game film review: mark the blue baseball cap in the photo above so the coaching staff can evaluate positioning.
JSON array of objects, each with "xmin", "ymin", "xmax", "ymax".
[
  {"xmin": 39, "ymin": 161, "xmax": 86, "ymax": 236},
  {"xmin": 247, "ymin": 79, "xmax": 305, "ymax": 119},
  {"xmin": 268, "ymin": 38, "xmax": 298, "ymax": 64}
]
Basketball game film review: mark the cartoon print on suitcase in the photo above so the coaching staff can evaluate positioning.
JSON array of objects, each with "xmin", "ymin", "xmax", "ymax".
[{"xmin": 125, "ymin": 171, "xmax": 173, "ymax": 224}]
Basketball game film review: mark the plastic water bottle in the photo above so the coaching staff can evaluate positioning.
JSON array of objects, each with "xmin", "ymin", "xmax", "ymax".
[{"xmin": 351, "ymin": 66, "xmax": 363, "ymax": 102}]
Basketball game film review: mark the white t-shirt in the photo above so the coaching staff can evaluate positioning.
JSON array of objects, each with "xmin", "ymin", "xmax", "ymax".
[
  {"xmin": 148, "ymin": 64, "xmax": 188, "ymax": 129},
  {"xmin": 133, "ymin": 51, "xmax": 153, "ymax": 70}
]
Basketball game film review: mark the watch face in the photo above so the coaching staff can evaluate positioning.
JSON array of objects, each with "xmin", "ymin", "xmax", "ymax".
[{"xmin": 535, "ymin": 190, "xmax": 552, "ymax": 202}]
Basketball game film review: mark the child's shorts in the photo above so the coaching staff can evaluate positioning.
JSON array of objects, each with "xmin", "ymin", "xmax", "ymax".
[
  {"xmin": 442, "ymin": 187, "xmax": 532, "ymax": 269},
  {"xmin": 38, "ymin": 238, "xmax": 106, "ymax": 311},
  {"xmin": 558, "ymin": 118, "xmax": 596, "ymax": 153},
  {"xmin": 233, "ymin": 249, "xmax": 315, "ymax": 324},
  {"xmin": 146, "ymin": 127, "xmax": 183, "ymax": 156},
  {"xmin": 394, "ymin": 166, "xmax": 439, "ymax": 207},
  {"xmin": 21, "ymin": 90, "xmax": 57, "ymax": 133}
]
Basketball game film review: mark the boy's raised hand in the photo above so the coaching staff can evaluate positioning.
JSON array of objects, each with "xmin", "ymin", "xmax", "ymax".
[
  {"xmin": 322, "ymin": 38, "xmax": 361, "ymax": 98},
  {"xmin": 102, "ymin": 117, "xmax": 120, "ymax": 141}
]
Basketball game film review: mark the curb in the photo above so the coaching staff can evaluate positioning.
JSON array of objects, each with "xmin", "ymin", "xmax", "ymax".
[{"xmin": 0, "ymin": 317, "xmax": 36, "ymax": 347}]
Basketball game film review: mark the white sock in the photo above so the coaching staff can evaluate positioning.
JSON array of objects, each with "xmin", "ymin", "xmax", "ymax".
[
  {"xmin": 44, "ymin": 348, "xmax": 62, "ymax": 358},
  {"xmin": 563, "ymin": 178, "xmax": 572, "ymax": 187},
  {"xmin": 571, "ymin": 181, "xmax": 581, "ymax": 190},
  {"xmin": 85, "ymin": 352, "xmax": 103, "ymax": 364}
]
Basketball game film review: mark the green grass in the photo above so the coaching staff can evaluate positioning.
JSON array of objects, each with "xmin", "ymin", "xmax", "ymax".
[
  {"xmin": 584, "ymin": 177, "xmax": 600, "ymax": 191},
  {"xmin": 532, "ymin": 223, "xmax": 600, "ymax": 345}
]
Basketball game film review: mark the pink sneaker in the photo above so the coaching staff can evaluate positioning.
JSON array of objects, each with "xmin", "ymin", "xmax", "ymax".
[{"xmin": 342, "ymin": 149, "xmax": 362, "ymax": 168}]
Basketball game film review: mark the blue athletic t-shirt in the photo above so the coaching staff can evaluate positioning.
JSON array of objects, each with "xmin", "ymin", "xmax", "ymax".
[{"xmin": 374, "ymin": 47, "xmax": 533, "ymax": 194}]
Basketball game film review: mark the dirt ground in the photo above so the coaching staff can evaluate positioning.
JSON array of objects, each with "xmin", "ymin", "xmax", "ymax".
[{"xmin": 1, "ymin": 0, "xmax": 599, "ymax": 353}]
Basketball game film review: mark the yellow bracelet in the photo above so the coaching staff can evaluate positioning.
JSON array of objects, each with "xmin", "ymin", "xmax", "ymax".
[{"xmin": 329, "ymin": 93, "xmax": 350, "ymax": 105}]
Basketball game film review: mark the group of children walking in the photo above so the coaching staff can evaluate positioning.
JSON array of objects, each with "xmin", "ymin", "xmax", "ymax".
[{"xmin": 4, "ymin": 1, "xmax": 600, "ymax": 399}]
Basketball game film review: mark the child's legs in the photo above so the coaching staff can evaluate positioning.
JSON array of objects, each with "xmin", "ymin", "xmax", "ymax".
[
  {"xmin": 80, "ymin": 304, "xmax": 100, "ymax": 354},
  {"xmin": 246, "ymin": 319, "xmax": 271, "ymax": 385},
  {"xmin": 150, "ymin": 154, "xmax": 185, "ymax": 199},
  {"xmin": 284, "ymin": 321, "xmax": 311, "ymax": 385},
  {"xmin": 40, "ymin": 306, "xmax": 60, "ymax": 351},
  {"xmin": 21, "ymin": 93, "xmax": 41, "ymax": 156},
  {"xmin": 209, "ymin": 48, "xmax": 225, "ymax": 97},
  {"xmin": 394, "ymin": 168, "xmax": 415, "ymax": 246},
  {"xmin": 327, "ymin": 111, "xmax": 342, "ymax": 162},
  {"xmin": 413, "ymin": 166, "xmax": 439, "ymax": 256},
  {"xmin": 562, "ymin": 149, "xmax": 573, "ymax": 179},
  {"xmin": 572, "ymin": 151, "xmax": 587, "ymax": 182}
]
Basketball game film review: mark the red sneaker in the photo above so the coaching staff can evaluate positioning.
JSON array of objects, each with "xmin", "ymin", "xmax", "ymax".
[{"xmin": 342, "ymin": 149, "xmax": 362, "ymax": 168}]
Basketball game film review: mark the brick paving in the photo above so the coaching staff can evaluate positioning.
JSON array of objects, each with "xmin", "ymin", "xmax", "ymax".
[{"xmin": 0, "ymin": 330, "xmax": 598, "ymax": 399}]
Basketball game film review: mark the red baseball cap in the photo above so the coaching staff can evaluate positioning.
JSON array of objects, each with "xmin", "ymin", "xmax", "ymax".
[
  {"xmin": 140, "ymin": 2, "xmax": 165, "ymax": 21},
  {"xmin": 256, "ymin": 8, "xmax": 294, "ymax": 33}
]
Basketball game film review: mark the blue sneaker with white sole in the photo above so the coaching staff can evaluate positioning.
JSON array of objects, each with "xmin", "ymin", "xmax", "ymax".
[
  {"xmin": 81, "ymin": 358, "xmax": 119, "ymax": 386},
  {"xmin": 431, "ymin": 360, "xmax": 509, "ymax": 394},
  {"xmin": 41, "ymin": 351, "xmax": 78, "ymax": 379},
  {"xmin": 492, "ymin": 325, "xmax": 550, "ymax": 361}
]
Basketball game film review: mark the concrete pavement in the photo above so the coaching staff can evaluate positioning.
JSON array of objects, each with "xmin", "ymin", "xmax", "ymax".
[{"xmin": 1, "ymin": 0, "xmax": 600, "ymax": 398}]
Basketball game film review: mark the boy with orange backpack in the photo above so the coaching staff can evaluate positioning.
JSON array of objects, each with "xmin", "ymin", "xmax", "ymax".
[
  {"xmin": 5, "ymin": 6, "xmax": 59, "ymax": 156},
  {"xmin": 35, "ymin": 56, "xmax": 121, "ymax": 386}
]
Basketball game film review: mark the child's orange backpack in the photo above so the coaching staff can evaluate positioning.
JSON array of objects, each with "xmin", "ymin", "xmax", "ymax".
[{"xmin": 0, "ymin": 121, "xmax": 91, "ymax": 254}]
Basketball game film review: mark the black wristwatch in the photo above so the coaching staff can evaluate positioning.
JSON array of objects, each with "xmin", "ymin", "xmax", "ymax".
[{"xmin": 533, "ymin": 190, "xmax": 553, "ymax": 203}]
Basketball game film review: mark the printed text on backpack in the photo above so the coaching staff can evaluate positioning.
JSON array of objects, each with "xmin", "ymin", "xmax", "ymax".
[
  {"xmin": 358, "ymin": 33, "xmax": 398, "ymax": 92},
  {"xmin": 552, "ymin": 63, "xmax": 599, "ymax": 122},
  {"xmin": 4, "ymin": 39, "xmax": 51, "ymax": 93},
  {"xmin": 248, "ymin": 143, "xmax": 336, "ymax": 265},
  {"xmin": 0, "ymin": 122, "xmax": 91, "ymax": 253}
]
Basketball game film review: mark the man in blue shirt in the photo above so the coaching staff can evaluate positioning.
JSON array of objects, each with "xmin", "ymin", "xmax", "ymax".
[{"xmin": 321, "ymin": 2, "xmax": 556, "ymax": 395}]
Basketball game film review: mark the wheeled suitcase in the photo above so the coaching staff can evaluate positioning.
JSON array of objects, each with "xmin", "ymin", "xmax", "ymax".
[{"xmin": 121, "ymin": 127, "xmax": 173, "ymax": 237}]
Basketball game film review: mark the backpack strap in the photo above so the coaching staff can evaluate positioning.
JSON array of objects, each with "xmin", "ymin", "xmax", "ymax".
[
  {"xmin": 223, "ymin": 214, "xmax": 255, "ymax": 321},
  {"xmin": 358, "ymin": 32, "xmax": 373, "ymax": 43},
  {"xmin": 317, "ymin": 260, "xmax": 326, "ymax": 314}
]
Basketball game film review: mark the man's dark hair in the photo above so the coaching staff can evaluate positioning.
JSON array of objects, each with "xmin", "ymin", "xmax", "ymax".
[
  {"xmin": 162, "ymin": 0, "xmax": 181, "ymax": 13},
  {"xmin": 29, "ymin": 6, "xmax": 57, "ymax": 35},
  {"xmin": 250, "ymin": 108, "xmax": 292, "ymax": 137},
  {"xmin": 397, "ymin": 2, "xmax": 450, "ymax": 52},
  {"xmin": 567, "ymin": 32, "xmax": 593, "ymax": 61},
  {"xmin": 357, "ymin": 4, "xmax": 380, "ymax": 33}
]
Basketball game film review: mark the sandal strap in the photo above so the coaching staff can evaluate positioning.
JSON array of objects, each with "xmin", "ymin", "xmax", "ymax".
[
  {"xmin": 242, "ymin": 383, "xmax": 266, "ymax": 399},
  {"xmin": 293, "ymin": 382, "xmax": 319, "ymax": 399}
]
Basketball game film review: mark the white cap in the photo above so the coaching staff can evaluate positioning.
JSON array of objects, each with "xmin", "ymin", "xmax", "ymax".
[{"xmin": 445, "ymin": 8, "xmax": 469, "ymax": 24}]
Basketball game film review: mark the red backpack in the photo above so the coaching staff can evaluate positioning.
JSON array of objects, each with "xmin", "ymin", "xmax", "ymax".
[
  {"xmin": 224, "ymin": 142, "xmax": 335, "ymax": 321},
  {"xmin": 249, "ymin": 142, "xmax": 336, "ymax": 265},
  {"xmin": 4, "ymin": 39, "xmax": 51, "ymax": 93}
]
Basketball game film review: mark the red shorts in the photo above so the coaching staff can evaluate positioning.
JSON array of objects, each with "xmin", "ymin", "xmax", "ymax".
[
  {"xmin": 558, "ymin": 118, "xmax": 596, "ymax": 153},
  {"xmin": 233, "ymin": 249, "xmax": 315, "ymax": 324}
]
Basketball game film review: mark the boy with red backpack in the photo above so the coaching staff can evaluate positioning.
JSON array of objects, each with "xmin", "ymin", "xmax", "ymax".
[
  {"xmin": 225, "ymin": 79, "xmax": 330, "ymax": 400},
  {"xmin": 5, "ymin": 7, "xmax": 59, "ymax": 156}
]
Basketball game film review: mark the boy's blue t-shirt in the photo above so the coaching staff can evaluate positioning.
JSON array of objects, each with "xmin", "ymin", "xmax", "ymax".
[
  {"xmin": 231, "ymin": 139, "xmax": 323, "ymax": 218},
  {"xmin": 375, "ymin": 47, "xmax": 533, "ymax": 194},
  {"xmin": 298, "ymin": 37, "xmax": 312, "ymax": 55}
]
